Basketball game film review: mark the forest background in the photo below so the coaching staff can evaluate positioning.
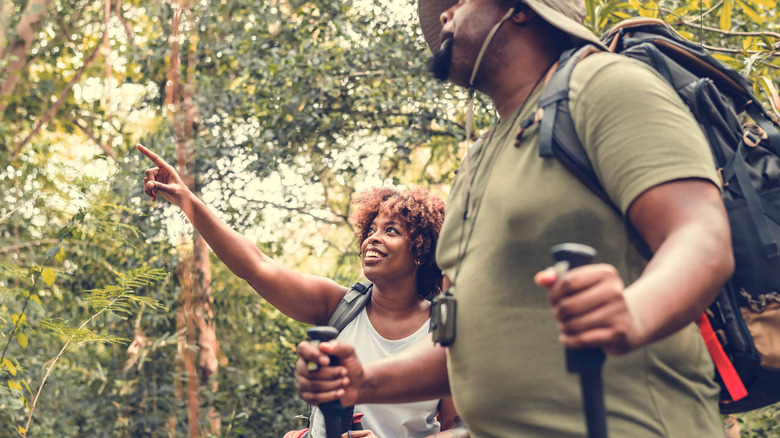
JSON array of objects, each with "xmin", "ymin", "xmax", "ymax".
[{"xmin": 1, "ymin": 0, "xmax": 779, "ymax": 436}]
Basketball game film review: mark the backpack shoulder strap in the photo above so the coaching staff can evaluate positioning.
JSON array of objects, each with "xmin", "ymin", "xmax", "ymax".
[
  {"xmin": 537, "ymin": 44, "xmax": 616, "ymax": 209},
  {"xmin": 327, "ymin": 282, "xmax": 373, "ymax": 333},
  {"xmin": 537, "ymin": 43, "xmax": 654, "ymax": 258}
]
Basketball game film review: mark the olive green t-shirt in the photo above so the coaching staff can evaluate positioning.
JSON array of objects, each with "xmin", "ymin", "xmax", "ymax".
[{"xmin": 436, "ymin": 53, "xmax": 724, "ymax": 437}]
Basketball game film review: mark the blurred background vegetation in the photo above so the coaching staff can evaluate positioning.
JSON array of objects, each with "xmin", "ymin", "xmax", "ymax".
[{"xmin": 1, "ymin": 0, "xmax": 778, "ymax": 436}]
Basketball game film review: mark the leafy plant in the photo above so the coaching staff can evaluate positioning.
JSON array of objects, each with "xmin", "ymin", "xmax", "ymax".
[{"xmin": 23, "ymin": 267, "xmax": 167, "ymax": 436}]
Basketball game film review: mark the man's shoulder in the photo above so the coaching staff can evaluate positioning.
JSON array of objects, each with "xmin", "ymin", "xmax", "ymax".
[
  {"xmin": 568, "ymin": 49, "xmax": 680, "ymax": 111},
  {"xmin": 571, "ymin": 51, "xmax": 658, "ymax": 84}
]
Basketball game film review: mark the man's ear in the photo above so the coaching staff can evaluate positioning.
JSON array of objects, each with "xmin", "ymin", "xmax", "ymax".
[{"xmin": 511, "ymin": 3, "xmax": 536, "ymax": 24}]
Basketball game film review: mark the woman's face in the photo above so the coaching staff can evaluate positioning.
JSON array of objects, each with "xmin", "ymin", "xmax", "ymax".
[{"xmin": 360, "ymin": 210, "xmax": 417, "ymax": 281}]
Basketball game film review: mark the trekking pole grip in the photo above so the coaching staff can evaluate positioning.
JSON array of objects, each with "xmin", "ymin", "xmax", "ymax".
[
  {"xmin": 307, "ymin": 326, "xmax": 347, "ymax": 438},
  {"xmin": 551, "ymin": 243, "xmax": 608, "ymax": 438}
]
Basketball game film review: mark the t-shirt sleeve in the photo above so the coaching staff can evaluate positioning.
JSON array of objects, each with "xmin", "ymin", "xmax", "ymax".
[{"xmin": 568, "ymin": 54, "xmax": 720, "ymax": 215}]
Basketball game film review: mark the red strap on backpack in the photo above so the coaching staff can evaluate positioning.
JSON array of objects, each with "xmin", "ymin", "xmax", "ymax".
[
  {"xmin": 697, "ymin": 313, "xmax": 748, "ymax": 402},
  {"xmin": 283, "ymin": 429, "xmax": 308, "ymax": 438}
]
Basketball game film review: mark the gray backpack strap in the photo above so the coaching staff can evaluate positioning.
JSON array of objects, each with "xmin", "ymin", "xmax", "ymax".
[{"xmin": 327, "ymin": 282, "xmax": 373, "ymax": 333}]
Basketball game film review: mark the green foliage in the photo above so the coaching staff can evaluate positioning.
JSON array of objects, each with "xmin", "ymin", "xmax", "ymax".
[
  {"xmin": 81, "ymin": 267, "xmax": 168, "ymax": 317},
  {"xmin": 735, "ymin": 405, "xmax": 780, "ymax": 436},
  {"xmin": 584, "ymin": 0, "xmax": 779, "ymax": 108},
  {"xmin": 0, "ymin": 0, "xmax": 777, "ymax": 435}
]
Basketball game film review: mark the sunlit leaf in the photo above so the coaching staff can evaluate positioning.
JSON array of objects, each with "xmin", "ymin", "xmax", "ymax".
[
  {"xmin": 712, "ymin": 53, "xmax": 742, "ymax": 69},
  {"xmin": 677, "ymin": 29, "xmax": 695, "ymax": 41},
  {"xmin": 11, "ymin": 313, "xmax": 26, "ymax": 326},
  {"xmin": 749, "ymin": 0, "xmax": 776, "ymax": 7},
  {"xmin": 720, "ymin": 0, "xmax": 732, "ymax": 30},
  {"xmin": 735, "ymin": 0, "xmax": 763, "ymax": 24},
  {"xmin": 16, "ymin": 332, "xmax": 28, "ymax": 349},
  {"xmin": 54, "ymin": 246, "xmax": 66, "ymax": 263},
  {"xmin": 759, "ymin": 77, "xmax": 780, "ymax": 118},
  {"xmin": 638, "ymin": 1, "xmax": 659, "ymax": 17},
  {"xmin": 742, "ymin": 36, "xmax": 755, "ymax": 51},
  {"xmin": 41, "ymin": 267, "xmax": 56, "ymax": 286},
  {"xmin": 2, "ymin": 358, "xmax": 17, "ymax": 376}
]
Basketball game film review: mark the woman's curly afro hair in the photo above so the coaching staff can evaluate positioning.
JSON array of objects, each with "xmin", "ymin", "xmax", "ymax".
[{"xmin": 349, "ymin": 187, "xmax": 445, "ymax": 300}]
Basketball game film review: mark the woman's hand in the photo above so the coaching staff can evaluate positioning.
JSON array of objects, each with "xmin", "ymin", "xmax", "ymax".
[{"xmin": 137, "ymin": 144, "xmax": 190, "ymax": 206}]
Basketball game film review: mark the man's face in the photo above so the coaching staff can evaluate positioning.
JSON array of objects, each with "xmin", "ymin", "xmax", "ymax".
[{"xmin": 428, "ymin": 0, "xmax": 508, "ymax": 87}]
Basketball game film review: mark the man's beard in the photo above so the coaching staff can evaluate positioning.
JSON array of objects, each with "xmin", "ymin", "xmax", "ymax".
[{"xmin": 428, "ymin": 37, "xmax": 453, "ymax": 82}]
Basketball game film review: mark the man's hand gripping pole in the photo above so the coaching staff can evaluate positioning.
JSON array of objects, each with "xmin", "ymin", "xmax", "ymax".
[{"xmin": 306, "ymin": 327, "xmax": 354, "ymax": 438}]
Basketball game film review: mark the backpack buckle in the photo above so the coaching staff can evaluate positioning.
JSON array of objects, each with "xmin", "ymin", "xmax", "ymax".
[
  {"xmin": 743, "ymin": 125, "xmax": 768, "ymax": 148},
  {"xmin": 717, "ymin": 168, "xmax": 730, "ymax": 187}
]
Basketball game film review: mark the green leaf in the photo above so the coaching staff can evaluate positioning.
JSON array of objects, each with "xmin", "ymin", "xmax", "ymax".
[
  {"xmin": 735, "ymin": 0, "xmax": 763, "ymax": 24},
  {"xmin": 43, "ymin": 245, "xmax": 60, "ymax": 259},
  {"xmin": 2, "ymin": 358, "xmax": 17, "ymax": 376},
  {"xmin": 41, "ymin": 267, "xmax": 56, "ymax": 286},
  {"xmin": 748, "ymin": 0, "xmax": 776, "ymax": 8},
  {"xmin": 720, "ymin": 0, "xmax": 732, "ymax": 30},
  {"xmin": 11, "ymin": 313, "xmax": 26, "ymax": 326},
  {"xmin": 54, "ymin": 246, "xmax": 66, "ymax": 263},
  {"xmin": 16, "ymin": 332, "xmax": 28, "ymax": 349}
]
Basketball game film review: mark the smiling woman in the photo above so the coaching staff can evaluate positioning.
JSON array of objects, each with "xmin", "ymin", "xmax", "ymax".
[
  {"xmin": 350, "ymin": 187, "xmax": 445, "ymax": 301},
  {"xmin": 137, "ymin": 145, "xmax": 466, "ymax": 438}
]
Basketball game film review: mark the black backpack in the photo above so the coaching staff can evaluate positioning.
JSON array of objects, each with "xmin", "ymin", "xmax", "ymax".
[{"xmin": 536, "ymin": 17, "xmax": 780, "ymax": 413}]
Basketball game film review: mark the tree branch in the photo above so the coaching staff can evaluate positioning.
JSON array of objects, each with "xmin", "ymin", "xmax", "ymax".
[
  {"xmin": 12, "ymin": 41, "xmax": 102, "ymax": 158},
  {"xmin": 71, "ymin": 118, "xmax": 117, "ymax": 161},
  {"xmin": 114, "ymin": 0, "xmax": 136, "ymax": 44},
  {"xmin": 672, "ymin": 16, "xmax": 780, "ymax": 40}
]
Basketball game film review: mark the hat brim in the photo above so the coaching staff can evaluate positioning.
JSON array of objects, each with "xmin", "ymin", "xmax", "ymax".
[{"xmin": 417, "ymin": 0, "xmax": 608, "ymax": 52}]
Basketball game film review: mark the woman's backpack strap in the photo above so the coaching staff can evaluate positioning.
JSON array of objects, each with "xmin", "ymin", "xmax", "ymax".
[{"xmin": 327, "ymin": 282, "xmax": 373, "ymax": 333}]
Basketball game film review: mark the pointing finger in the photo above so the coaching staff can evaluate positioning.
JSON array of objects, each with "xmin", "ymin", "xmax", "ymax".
[{"xmin": 137, "ymin": 144, "xmax": 170, "ymax": 169}]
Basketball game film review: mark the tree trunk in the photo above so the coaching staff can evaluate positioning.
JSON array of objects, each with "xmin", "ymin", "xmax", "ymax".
[
  {"xmin": 194, "ymin": 233, "xmax": 221, "ymax": 434},
  {"xmin": 166, "ymin": 0, "xmax": 220, "ymax": 435},
  {"xmin": 176, "ymin": 250, "xmax": 200, "ymax": 438}
]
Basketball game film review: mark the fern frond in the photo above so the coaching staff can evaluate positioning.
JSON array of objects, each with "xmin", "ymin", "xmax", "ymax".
[
  {"xmin": 41, "ymin": 320, "xmax": 128, "ymax": 347},
  {"xmin": 95, "ymin": 221, "xmax": 142, "ymax": 239},
  {"xmin": 117, "ymin": 267, "xmax": 168, "ymax": 288},
  {"xmin": 82, "ymin": 267, "xmax": 168, "ymax": 317},
  {"xmin": 0, "ymin": 285, "xmax": 26, "ymax": 297},
  {"xmin": 0, "ymin": 262, "xmax": 28, "ymax": 280}
]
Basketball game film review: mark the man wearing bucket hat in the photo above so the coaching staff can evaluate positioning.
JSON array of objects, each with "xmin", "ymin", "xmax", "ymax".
[{"xmin": 296, "ymin": 0, "xmax": 734, "ymax": 436}]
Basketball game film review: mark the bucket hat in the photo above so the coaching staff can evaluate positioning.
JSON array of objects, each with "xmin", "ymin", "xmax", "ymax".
[{"xmin": 417, "ymin": 0, "xmax": 608, "ymax": 52}]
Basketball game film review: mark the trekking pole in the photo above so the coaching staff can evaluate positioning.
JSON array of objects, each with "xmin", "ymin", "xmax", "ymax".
[
  {"xmin": 306, "ymin": 326, "xmax": 349, "ymax": 438},
  {"xmin": 551, "ymin": 243, "xmax": 608, "ymax": 438}
]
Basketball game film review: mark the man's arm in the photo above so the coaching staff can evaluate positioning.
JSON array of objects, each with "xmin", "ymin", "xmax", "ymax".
[
  {"xmin": 622, "ymin": 178, "xmax": 733, "ymax": 348},
  {"xmin": 297, "ymin": 334, "xmax": 450, "ymax": 406},
  {"xmin": 537, "ymin": 178, "xmax": 733, "ymax": 355}
]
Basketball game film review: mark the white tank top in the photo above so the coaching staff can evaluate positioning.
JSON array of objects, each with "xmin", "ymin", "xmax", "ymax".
[{"xmin": 309, "ymin": 307, "xmax": 440, "ymax": 437}]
